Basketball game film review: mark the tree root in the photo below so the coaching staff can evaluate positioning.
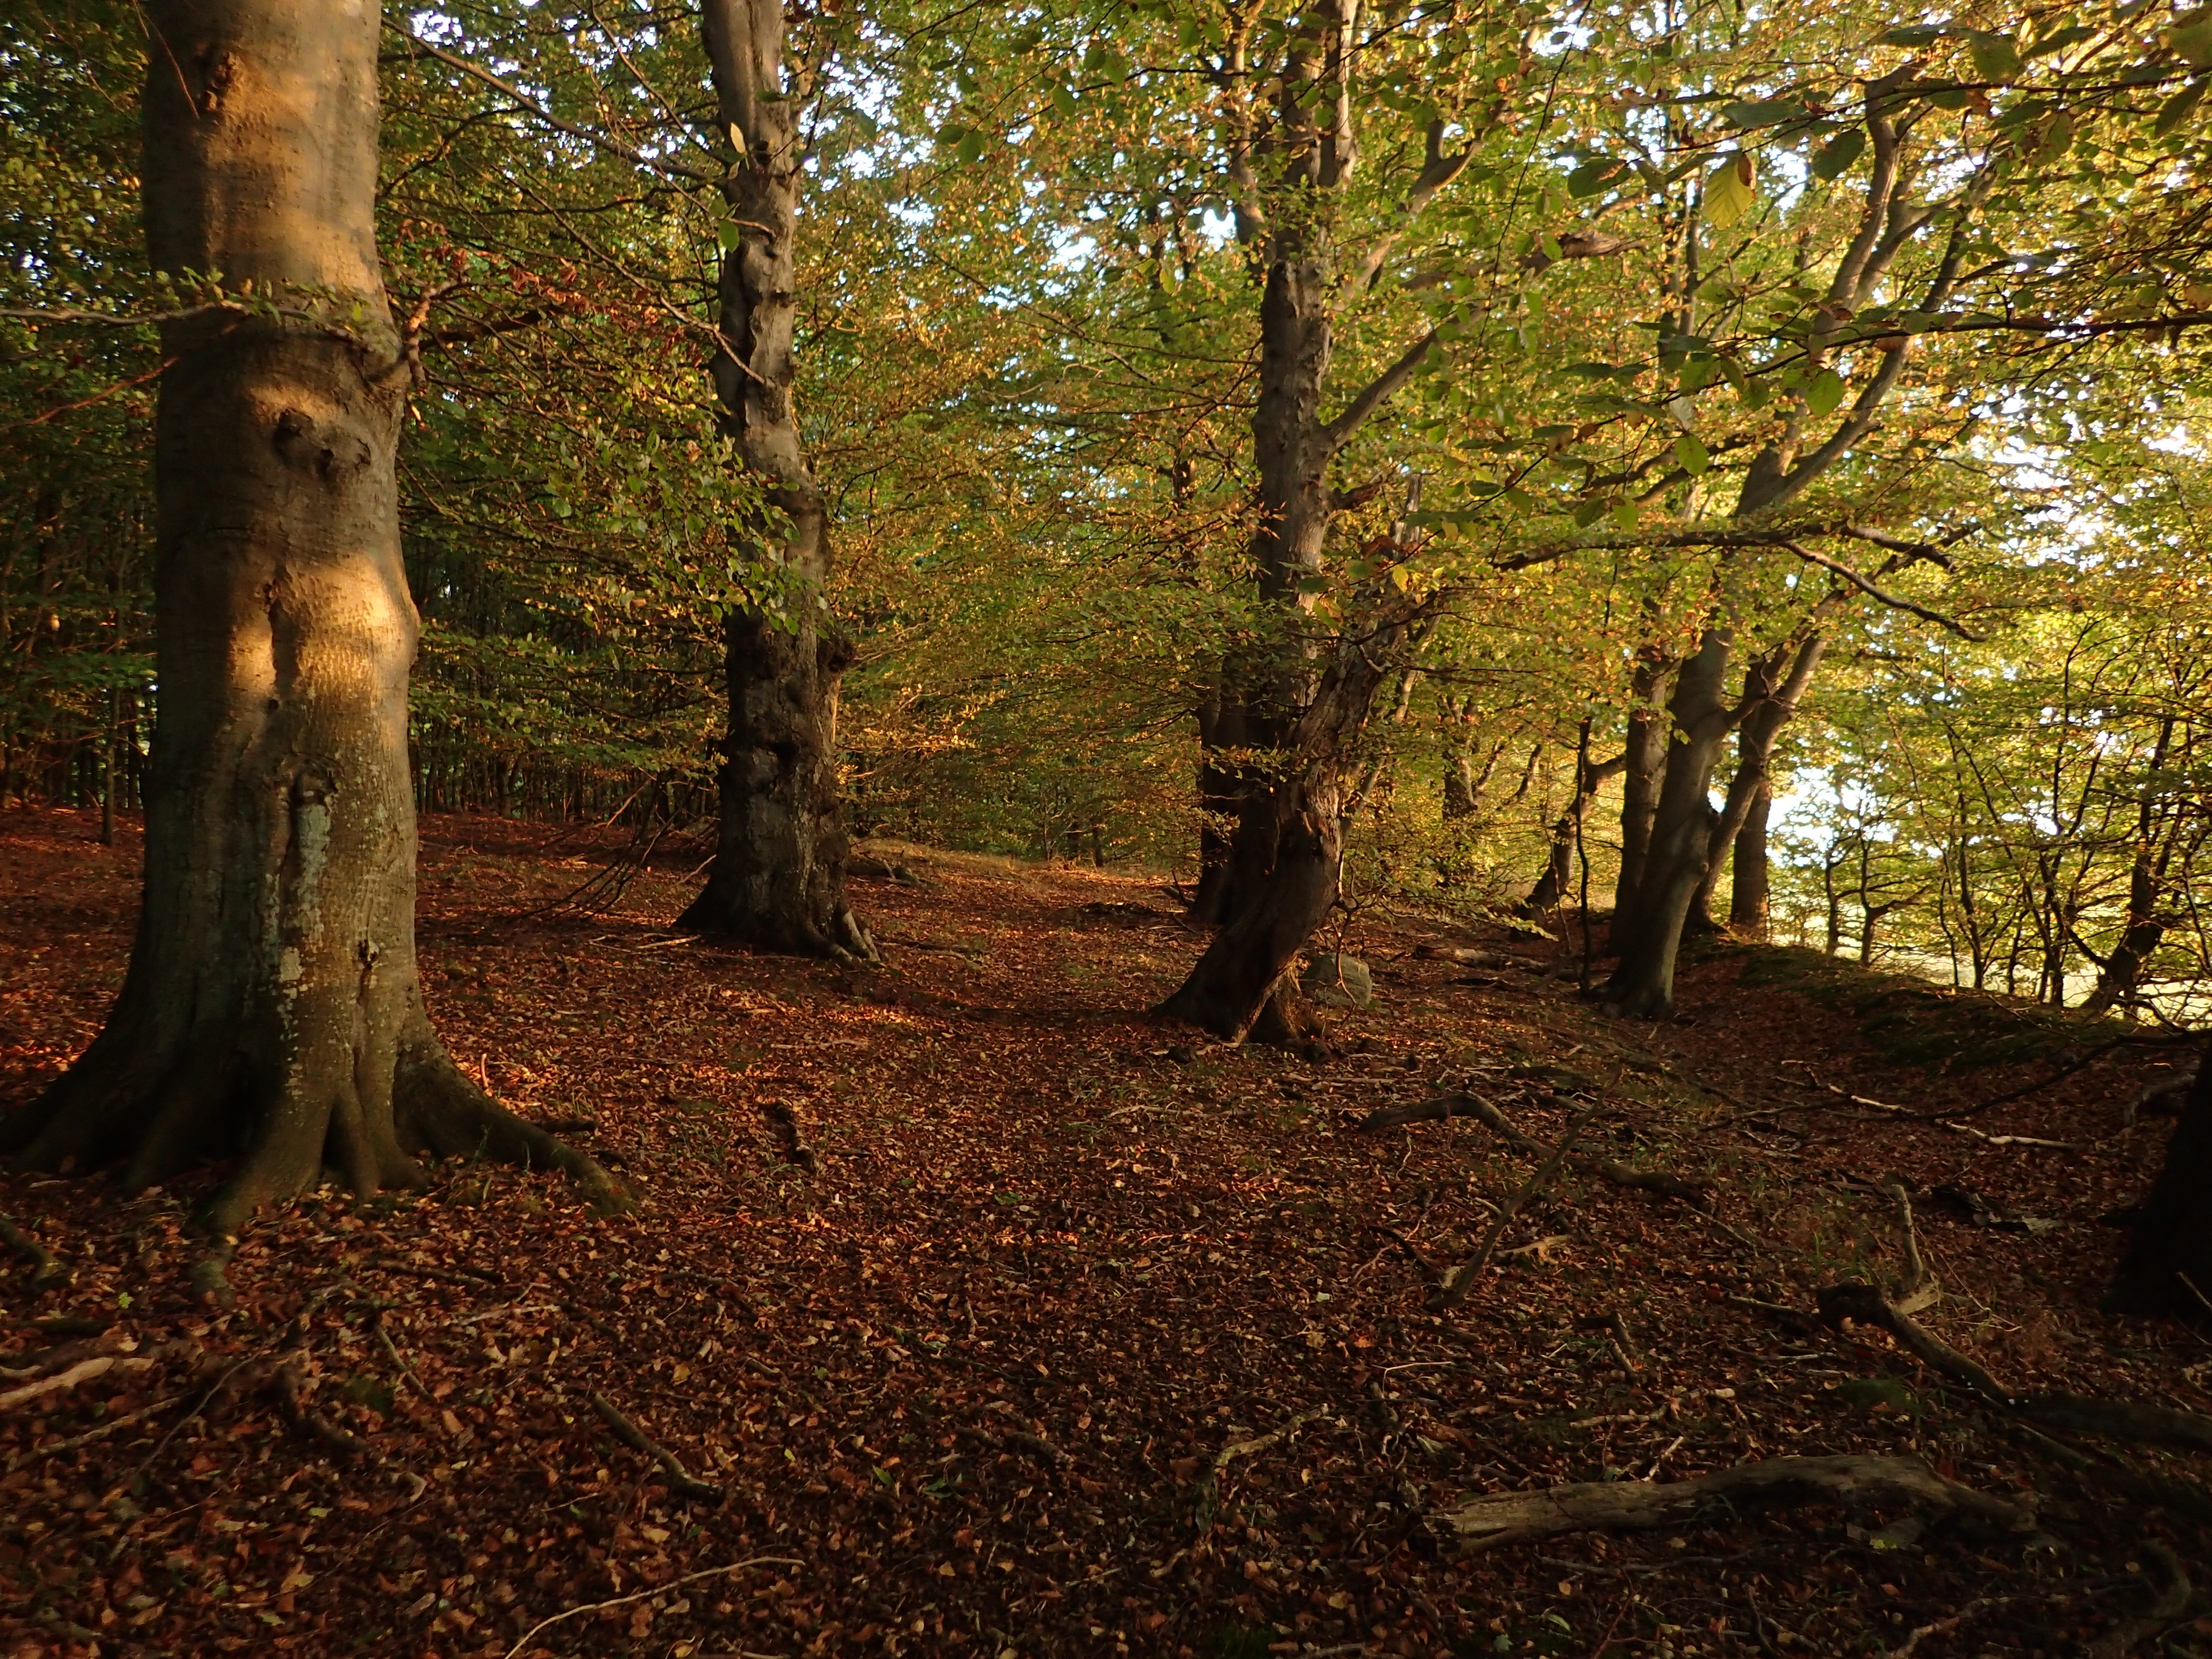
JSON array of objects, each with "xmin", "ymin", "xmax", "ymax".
[
  {"xmin": 1365, "ymin": 1092, "xmax": 1713, "ymax": 1210},
  {"xmin": 590, "ymin": 1391, "xmax": 722, "ymax": 1503},
  {"xmin": 760, "ymin": 1099, "xmax": 819, "ymax": 1173},
  {"xmin": 2088, "ymin": 1541, "xmax": 2192, "ymax": 1659},
  {"xmin": 0, "ymin": 1211, "xmax": 70, "ymax": 1290},
  {"xmin": 1434, "ymin": 1454, "xmax": 2032, "ymax": 1552}
]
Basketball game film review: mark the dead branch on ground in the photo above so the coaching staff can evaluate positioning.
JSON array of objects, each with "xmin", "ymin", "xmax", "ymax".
[
  {"xmin": 1364, "ymin": 1093, "xmax": 1713, "ymax": 1210},
  {"xmin": 1431, "ymin": 1106, "xmax": 1599, "ymax": 1310},
  {"xmin": 1196, "ymin": 1406, "xmax": 1331, "ymax": 1533},
  {"xmin": 498, "ymin": 1557, "xmax": 801, "ymax": 1659},
  {"xmin": 1435, "ymin": 1454, "xmax": 2030, "ymax": 1552},
  {"xmin": 590, "ymin": 1390, "xmax": 723, "ymax": 1503}
]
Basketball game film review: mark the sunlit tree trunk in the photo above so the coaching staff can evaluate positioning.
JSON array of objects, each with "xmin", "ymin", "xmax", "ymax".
[
  {"xmin": 679, "ymin": 0, "xmax": 873, "ymax": 960},
  {"xmin": 1728, "ymin": 776, "xmax": 1772, "ymax": 937},
  {"xmin": 0, "ymin": 0, "xmax": 612, "ymax": 1237},
  {"xmin": 1605, "ymin": 628, "xmax": 1734, "ymax": 1017}
]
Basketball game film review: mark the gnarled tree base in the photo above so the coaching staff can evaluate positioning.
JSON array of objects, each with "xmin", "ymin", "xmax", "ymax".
[{"xmin": 2, "ymin": 988, "xmax": 620, "ymax": 1238}]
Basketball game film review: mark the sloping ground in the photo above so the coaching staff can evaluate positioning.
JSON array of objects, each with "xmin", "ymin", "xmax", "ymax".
[{"xmin": 1, "ymin": 805, "xmax": 2207, "ymax": 1659}]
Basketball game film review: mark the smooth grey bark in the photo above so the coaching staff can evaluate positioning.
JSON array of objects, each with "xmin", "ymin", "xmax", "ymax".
[
  {"xmin": 1688, "ymin": 630, "xmax": 1827, "ymax": 930},
  {"xmin": 678, "ymin": 0, "xmax": 872, "ymax": 960},
  {"xmin": 0, "ymin": 0, "xmax": 613, "ymax": 1235},
  {"xmin": 1729, "ymin": 775, "xmax": 1773, "ymax": 936},
  {"xmin": 1599, "ymin": 70, "xmax": 1983, "ymax": 1015},
  {"xmin": 1604, "ymin": 628, "xmax": 1735, "ymax": 1018}
]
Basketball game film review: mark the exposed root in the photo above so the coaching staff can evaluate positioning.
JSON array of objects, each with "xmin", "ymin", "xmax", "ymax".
[
  {"xmin": 1367, "ymin": 1092, "xmax": 1713, "ymax": 1210},
  {"xmin": 1434, "ymin": 1454, "xmax": 2032, "ymax": 1552},
  {"xmin": 761, "ymin": 1099, "xmax": 819, "ymax": 1173},
  {"xmin": 5, "ymin": 977, "xmax": 625, "ymax": 1244},
  {"xmin": 2088, "ymin": 1541, "xmax": 2192, "ymax": 1659},
  {"xmin": 2013, "ymin": 1393, "xmax": 2212, "ymax": 1457},
  {"xmin": 590, "ymin": 1391, "xmax": 723, "ymax": 1503},
  {"xmin": 0, "ymin": 1211, "xmax": 70, "ymax": 1290}
]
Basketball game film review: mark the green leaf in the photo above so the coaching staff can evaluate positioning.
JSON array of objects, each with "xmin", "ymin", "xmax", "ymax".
[
  {"xmin": 1611, "ymin": 502, "xmax": 1642, "ymax": 531},
  {"xmin": 1722, "ymin": 98, "xmax": 1810, "ymax": 129},
  {"xmin": 715, "ymin": 220, "xmax": 744, "ymax": 252},
  {"xmin": 1674, "ymin": 433, "xmax": 1711, "ymax": 476},
  {"xmin": 1703, "ymin": 153, "xmax": 1756, "ymax": 228},
  {"xmin": 1567, "ymin": 158, "xmax": 1623, "ymax": 198},
  {"xmin": 2155, "ymin": 78, "xmax": 2207, "ymax": 136},
  {"xmin": 1573, "ymin": 498, "xmax": 1610, "ymax": 528},
  {"xmin": 1966, "ymin": 30, "xmax": 2022, "ymax": 81},
  {"xmin": 1805, "ymin": 368, "xmax": 1846, "ymax": 417},
  {"xmin": 2172, "ymin": 18, "xmax": 2212, "ymax": 67},
  {"xmin": 1880, "ymin": 24, "xmax": 1946, "ymax": 44},
  {"xmin": 1812, "ymin": 128, "xmax": 1866, "ymax": 180},
  {"xmin": 956, "ymin": 131, "xmax": 986, "ymax": 165}
]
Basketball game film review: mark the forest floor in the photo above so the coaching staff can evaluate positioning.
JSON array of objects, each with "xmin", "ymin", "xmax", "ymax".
[{"xmin": 2, "ymin": 806, "xmax": 2210, "ymax": 1659}]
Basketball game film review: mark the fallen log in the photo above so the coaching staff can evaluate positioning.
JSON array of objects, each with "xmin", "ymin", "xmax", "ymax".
[{"xmin": 1435, "ymin": 1454, "xmax": 2031, "ymax": 1552}]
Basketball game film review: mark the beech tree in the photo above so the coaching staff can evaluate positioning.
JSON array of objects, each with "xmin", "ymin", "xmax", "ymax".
[
  {"xmin": 0, "ymin": 0, "xmax": 611, "ymax": 1240},
  {"xmin": 678, "ymin": 0, "xmax": 875, "ymax": 960}
]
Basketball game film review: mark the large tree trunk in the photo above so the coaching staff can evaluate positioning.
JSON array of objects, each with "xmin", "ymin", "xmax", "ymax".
[
  {"xmin": 0, "ymin": 0, "xmax": 613, "ymax": 1238},
  {"xmin": 677, "ymin": 0, "xmax": 872, "ymax": 961},
  {"xmin": 1159, "ymin": 239, "xmax": 1338, "ymax": 1039},
  {"xmin": 1604, "ymin": 629, "xmax": 1735, "ymax": 1018},
  {"xmin": 2111, "ymin": 1050, "xmax": 2212, "ymax": 1313}
]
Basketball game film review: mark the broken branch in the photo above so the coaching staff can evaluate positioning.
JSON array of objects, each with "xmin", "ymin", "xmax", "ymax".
[
  {"xmin": 499, "ymin": 1557, "xmax": 802, "ymax": 1659},
  {"xmin": 1435, "ymin": 1454, "xmax": 2030, "ymax": 1551},
  {"xmin": 590, "ymin": 1390, "xmax": 723, "ymax": 1503}
]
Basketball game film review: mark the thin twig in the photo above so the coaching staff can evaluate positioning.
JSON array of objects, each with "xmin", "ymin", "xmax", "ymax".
[{"xmin": 499, "ymin": 1557, "xmax": 801, "ymax": 1659}]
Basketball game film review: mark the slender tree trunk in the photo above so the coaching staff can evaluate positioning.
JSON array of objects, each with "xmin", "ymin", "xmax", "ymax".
[
  {"xmin": 1190, "ymin": 684, "xmax": 1250, "ymax": 924},
  {"xmin": 678, "ymin": 0, "xmax": 871, "ymax": 960},
  {"xmin": 1604, "ymin": 629, "xmax": 1734, "ymax": 1017},
  {"xmin": 1729, "ymin": 776, "xmax": 1772, "ymax": 937},
  {"xmin": 1610, "ymin": 654, "xmax": 1668, "ymax": 937},
  {"xmin": 1690, "ymin": 633, "xmax": 1826, "ymax": 934},
  {"xmin": 2084, "ymin": 724, "xmax": 2180, "ymax": 1015},
  {"xmin": 0, "ymin": 0, "xmax": 612, "ymax": 1236},
  {"xmin": 2111, "ymin": 1049, "xmax": 2212, "ymax": 1312},
  {"xmin": 1525, "ymin": 743, "xmax": 1624, "ymax": 915}
]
